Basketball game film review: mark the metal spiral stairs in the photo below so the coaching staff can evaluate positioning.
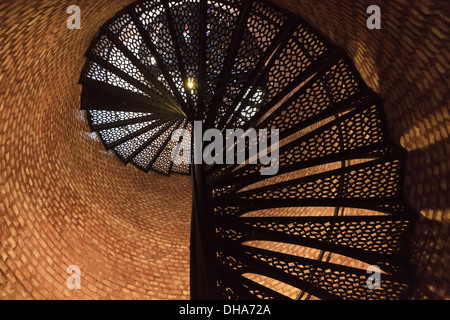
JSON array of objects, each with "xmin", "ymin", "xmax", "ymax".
[{"xmin": 79, "ymin": 0, "xmax": 428, "ymax": 299}]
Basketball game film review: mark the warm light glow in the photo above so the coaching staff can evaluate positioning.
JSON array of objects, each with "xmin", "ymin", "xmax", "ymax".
[{"xmin": 187, "ymin": 79, "xmax": 195, "ymax": 89}]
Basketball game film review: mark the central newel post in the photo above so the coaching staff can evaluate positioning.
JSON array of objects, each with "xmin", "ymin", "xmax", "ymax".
[{"xmin": 190, "ymin": 127, "xmax": 218, "ymax": 299}]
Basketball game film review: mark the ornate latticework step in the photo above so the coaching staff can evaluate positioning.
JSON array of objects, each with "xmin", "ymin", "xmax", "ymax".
[{"xmin": 80, "ymin": 0, "xmax": 425, "ymax": 299}]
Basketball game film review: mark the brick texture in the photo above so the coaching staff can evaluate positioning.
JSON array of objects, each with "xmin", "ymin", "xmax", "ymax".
[{"xmin": 0, "ymin": 0, "xmax": 192, "ymax": 300}]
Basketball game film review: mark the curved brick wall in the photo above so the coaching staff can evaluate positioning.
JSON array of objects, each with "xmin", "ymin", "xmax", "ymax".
[
  {"xmin": 0, "ymin": 0, "xmax": 192, "ymax": 299},
  {"xmin": 0, "ymin": 0, "xmax": 448, "ymax": 299}
]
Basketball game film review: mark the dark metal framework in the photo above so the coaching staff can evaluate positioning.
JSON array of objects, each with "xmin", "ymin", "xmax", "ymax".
[{"xmin": 79, "ymin": 0, "xmax": 427, "ymax": 299}]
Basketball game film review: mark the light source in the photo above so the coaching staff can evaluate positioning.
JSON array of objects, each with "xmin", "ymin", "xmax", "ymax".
[{"xmin": 187, "ymin": 78, "xmax": 195, "ymax": 90}]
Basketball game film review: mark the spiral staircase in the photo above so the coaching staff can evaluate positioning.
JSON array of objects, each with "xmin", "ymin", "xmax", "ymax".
[{"xmin": 79, "ymin": 0, "xmax": 428, "ymax": 299}]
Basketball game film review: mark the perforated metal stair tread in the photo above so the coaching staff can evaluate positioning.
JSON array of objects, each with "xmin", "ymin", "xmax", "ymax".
[{"xmin": 80, "ymin": 0, "xmax": 423, "ymax": 300}]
